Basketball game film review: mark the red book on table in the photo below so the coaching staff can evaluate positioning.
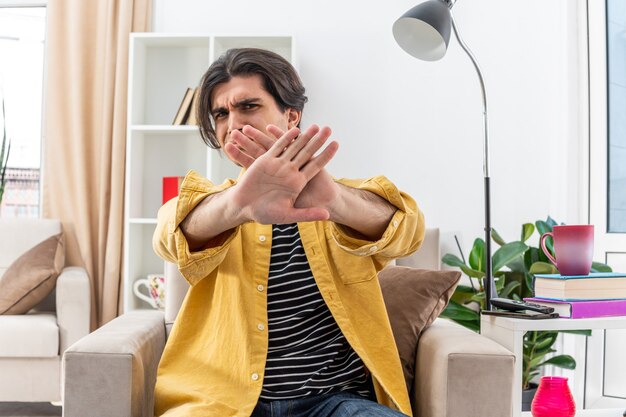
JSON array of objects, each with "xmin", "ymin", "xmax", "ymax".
[{"xmin": 162, "ymin": 177, "xmax": 184, "ymax": 204}]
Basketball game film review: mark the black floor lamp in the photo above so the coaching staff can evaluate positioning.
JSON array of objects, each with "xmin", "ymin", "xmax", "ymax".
[{"xmin": 392, "ymin": 0, "xmax": 497, "ymax": 310}]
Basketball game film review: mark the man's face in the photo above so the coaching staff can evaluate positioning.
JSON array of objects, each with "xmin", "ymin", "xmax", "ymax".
[{"xmin": 210, "ymin": 75, "xmax": 301, "ymax": 158}]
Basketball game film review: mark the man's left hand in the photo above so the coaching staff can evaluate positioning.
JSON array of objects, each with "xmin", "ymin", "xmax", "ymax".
[{"xmin": 235, "ymin": 124, "xmax": 341, "ymax": 215}]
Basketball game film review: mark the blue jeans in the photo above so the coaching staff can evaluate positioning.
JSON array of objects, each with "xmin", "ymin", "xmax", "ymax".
[{"xmin": 250, "ymin": 392, "xmax": 409, "ymax": 417}]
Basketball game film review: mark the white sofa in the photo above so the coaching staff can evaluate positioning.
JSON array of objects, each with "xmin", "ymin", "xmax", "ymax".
[{"xmin": 0, "ymin": 218, "xmax": 90, "ymax": 403}]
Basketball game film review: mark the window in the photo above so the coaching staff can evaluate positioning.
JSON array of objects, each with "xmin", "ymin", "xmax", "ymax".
[
  {"xmin": 0, "ymin": 4, "xmax": 46, "ymax": 217},
  {"xmin": 587, "ymin": 0, "xmax": 626, "ymax": 406},
  {"xmin": 607, "ymin": 0, "xmax": 626, "ymax": 232}
]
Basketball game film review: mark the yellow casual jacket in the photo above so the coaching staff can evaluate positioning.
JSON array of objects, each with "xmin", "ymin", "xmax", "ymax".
[{"xmin": 152, "ymin": 170, "xmax": 425, "ymax": 417}]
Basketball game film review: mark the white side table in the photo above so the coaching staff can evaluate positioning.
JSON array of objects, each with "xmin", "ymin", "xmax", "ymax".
[{"xmin": 480, "ymin": 314, "xmax": 626, "ymax": 417}]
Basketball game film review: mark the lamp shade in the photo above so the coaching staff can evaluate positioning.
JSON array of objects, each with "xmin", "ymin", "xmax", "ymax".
[{"xmin": 392, "ymin": 0, "xmax": 451, "ymax": 61}]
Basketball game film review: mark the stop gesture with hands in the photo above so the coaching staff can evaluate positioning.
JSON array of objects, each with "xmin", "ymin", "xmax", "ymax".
[{"xmin": 223, "ymin": 124, "xmax": 339, "ymax": 225}]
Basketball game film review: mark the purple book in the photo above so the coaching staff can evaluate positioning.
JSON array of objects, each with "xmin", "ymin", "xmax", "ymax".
[{"xmin": 524, "ymin": 297, "xmax": 626, "ymax": 319}]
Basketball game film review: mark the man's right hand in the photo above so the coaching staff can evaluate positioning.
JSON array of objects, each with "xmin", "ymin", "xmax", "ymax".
[
  {"xmin": 180, "ymin": 124, "xmax": 338, "ymax": 251},
  {"xmin": 223, "ymin": 125, "xmax": 338, "ymax": 225}
]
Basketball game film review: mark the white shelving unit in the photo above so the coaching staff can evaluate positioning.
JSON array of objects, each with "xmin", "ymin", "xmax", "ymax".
[{"xmin": 123, "ymin": 34, "xmax": 294, "ymax": 311}]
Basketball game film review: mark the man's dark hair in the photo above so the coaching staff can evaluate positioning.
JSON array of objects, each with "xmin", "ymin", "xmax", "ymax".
[{"xmin": 196, "ymin": 48, "xmax": 308, "ymax": 149}]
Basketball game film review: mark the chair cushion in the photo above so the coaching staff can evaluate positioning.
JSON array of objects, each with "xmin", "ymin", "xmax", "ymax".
[
  {"xmin": 0, "ymin": 312, "xmax": 59, "ymax": 357},
  {"xmin": 0, "ymin": 234, "xmax": 64, "ymax": 315},
  {"xmin": 378, "ymin": 266, "xmax": 461, "ymax": 392},
  {"xmin": 0, "ymin": 218, "xmax": 62, "ymax": 276}
]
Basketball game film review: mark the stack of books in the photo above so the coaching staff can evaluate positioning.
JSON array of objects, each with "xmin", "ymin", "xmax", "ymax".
[
  {"xmin": 172, "ymin": 87, "xmax": 200, "ymax": 125},
  {"xmin": 524, "ymin": 272, "xmax": 626, "ymax": 319}
]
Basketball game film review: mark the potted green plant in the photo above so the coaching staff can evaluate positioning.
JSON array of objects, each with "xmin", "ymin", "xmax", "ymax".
[
  {"xmin": 441, "ymin": 217, "xmax": 607, "ymax": 409},
  {"xmin": 0, "ymin": 96, "xmax": 10, "ymax": 207}
]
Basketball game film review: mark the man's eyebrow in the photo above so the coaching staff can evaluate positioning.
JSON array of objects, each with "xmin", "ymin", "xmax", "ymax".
[
  {"xmin": 210, "ymin": 105, "xmax": 227, "ymax": 116},
  {"xmin": 211, "ymin": 97, "xmax": 262, "ymax": 115},
  {"xmin": 233, "ymin": 97, "xmax": 261, "ymax": 108}
]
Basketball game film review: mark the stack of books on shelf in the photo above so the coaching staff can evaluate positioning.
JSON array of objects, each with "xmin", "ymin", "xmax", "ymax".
[
  {"xmin": 524, "ymin": 272, "xmax": 626, "ymax": 319},
  {"xmin": 172, "ymin": 87, "xmax": 200, "ymax": 125}
]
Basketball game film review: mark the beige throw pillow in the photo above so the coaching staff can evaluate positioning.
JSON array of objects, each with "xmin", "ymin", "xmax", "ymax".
[
  {"xmin": 378, "ymin": 265, "xmax": 461, "ymax": 392},
  {"xmin": 0, "ymin": 233, "xmax": 64, "ymax": 315}
]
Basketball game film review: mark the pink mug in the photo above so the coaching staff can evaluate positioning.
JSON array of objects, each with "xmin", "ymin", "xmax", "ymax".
[{"xmin": 540, "ymin": 225, "xmax": 594, "ymax": 276}]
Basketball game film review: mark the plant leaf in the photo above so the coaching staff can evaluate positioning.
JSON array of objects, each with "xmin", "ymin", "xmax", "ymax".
[
  {"xmin": 452, "ymin": 284, "xmax": 475, "ymax": 294},
  {"xmin": 533, "ymin": 336, "xmax": 556, "ymax": 351},
  {"xmin": 535, "ymin": 220, "xmax": 553, "ymax": 235},
  {"xmin": 498, "ymin": 280, "xmax": 521, "ymax": 299},
  {"xmin": 0, "ymin": 96, "xmax": 10, "ymax": 205},
  {"xmin": 461, "ymin": 264, "xmax": 485, "ymax": 279},
  {"xmin": 491, "ymin": 229, "xmax": 506, "ymax": 246},
  {"xmin": 524, "ymin": 272, "xmax": 535, "ymax": 294},
  {"xmin": 560, "ymin": 329, "xmax": 592, "ymax": 337},
  {"xmin": 469, "ymin": 238, "xmax": 485, "ymax": 272},
  {"xmin": 591, "ymin": 262, "xmax": 612, "ymax": 273},
  {"xmin": 529, "ymin": 261, "xmax": 558, "ymax": 275},
  {"xmin": 529, "ymin": 352, "xmax": 551, "ymax": 368},
  {"xmin": 495, "ymin": 275, "xmax": 506, "ymax": 291},
  {"xmin": 546, "ymin": 216, "xmax": 559, "ymax": 227},
  {"xmin": 493, "ymin": 242, "xmax": 529, "ymax": 272},
  {"xmin": 534, "ymin": 336, "xmax": 559, "ymax": 354},
  {"xmin": 470, "ymin": 292, "xmax": 486, "ymax": 303},
  {"xmin": 440, "ymin": 303, "xmax": 481, "ymax": 332},
  {"xmin": 534, "ymin": 330, "xmax": 558, "ymax": 340},
  {"xmin": 441, "ymin": 300, "xmax": 480, "ymax": 322},
  {"xmin": 536, "ymin": 220, "xmax": 555, "ymax": 255},
  {"xmin": 450, "ymin": 285, "xmax": 478, "ymax": 305},
  {"xmin": 537, "ymin": 245, "xmax": 551, "ymax": 264},
  {"xmin": 442, "ymin": 253, "xmax": 465, "ymax": 268},
  {"xmin": 524, "ymin": 247, "xmax": 540, "ymax": 270},
  {"xmin": 537, "ymin": 355, "xmax": 576, "ymax": 370},
  {"xmin": 521, "ymin": 223, "xmax": 535, "ymax": 242},
  {"xmin": 506, "ymin": 258, "xmax": 526, "ymax": 273}
]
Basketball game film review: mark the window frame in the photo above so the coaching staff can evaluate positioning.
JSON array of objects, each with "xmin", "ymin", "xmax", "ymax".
[
  {"xmin": 586, "ymin": 0, "xmax": 626, "ymax": 408},
  {"xmin": 0, "ymin": 0, "xmax": 47, "ymax": 217}
]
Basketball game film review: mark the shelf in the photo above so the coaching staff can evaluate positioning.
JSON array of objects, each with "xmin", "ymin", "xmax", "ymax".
[
  {"xmin": 124, "ymin": 34, "xmax": 294, "ymax": 312},
  {"xmin": 127, "ymin": 133, "xmax": 208, "ymax": 218},
  {"xmin": 128, "ymin": 35, "xmax": 210, "ymax": 125},
  {"xmin": 130, "ymin": 34, "xmax": 211, "ymax": 48}
]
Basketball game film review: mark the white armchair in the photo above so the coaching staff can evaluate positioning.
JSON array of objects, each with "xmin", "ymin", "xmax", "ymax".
[
  {"xmin": 63, "ymin": 228, "xmax": 514, "ymax": 417},
  {"xmin": 0, "ymin": 218, "xmax": 90, "ymax": 403}
]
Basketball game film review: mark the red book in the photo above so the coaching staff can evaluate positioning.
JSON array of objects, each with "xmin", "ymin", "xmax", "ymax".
[
  {"xmin": 524, "ymin": 297, "xmax": 626, "ymax": 319},
  {"xmin": 162, "ymin": 176, "xmax": 184, "ymax": 204}
]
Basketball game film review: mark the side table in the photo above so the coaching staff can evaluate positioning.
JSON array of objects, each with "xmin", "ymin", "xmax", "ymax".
[{"xmin": 480, "ymin": 314, "xmax": 626, "ymax": 417}]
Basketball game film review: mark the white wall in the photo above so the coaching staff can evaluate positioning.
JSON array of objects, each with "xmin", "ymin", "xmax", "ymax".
[{"xmin": 153, "ymin": 0, "xmax": 586, "ymax": 258}]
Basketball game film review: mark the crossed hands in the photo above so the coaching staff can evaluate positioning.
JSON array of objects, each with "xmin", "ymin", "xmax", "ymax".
[{"xmin": 223, "ymin": 124, "xmax": 340, "ymax": 225}]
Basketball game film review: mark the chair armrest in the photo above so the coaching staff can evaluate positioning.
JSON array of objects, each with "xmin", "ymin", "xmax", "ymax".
[
  {"xmin": 413, "ymin": 318, "xmax": 514, "ymax": 417},
  {"xmin": 56, "ymin": 266, "xmax": 91, "ymax": 353},
  {"xmin": 62, "ymin": 310, "xmax": 166, "ymax": 417}
]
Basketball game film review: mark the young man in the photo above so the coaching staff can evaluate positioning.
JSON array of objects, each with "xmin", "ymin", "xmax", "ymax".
[{"xmin": 153, "ymin": 48, "xmax": 425, "ymax": 417}]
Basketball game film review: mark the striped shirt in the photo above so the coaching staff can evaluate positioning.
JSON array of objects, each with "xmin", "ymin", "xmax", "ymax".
[{"xmin": 260, "ymin": 223, "xmax": 371, "ymax": 400}]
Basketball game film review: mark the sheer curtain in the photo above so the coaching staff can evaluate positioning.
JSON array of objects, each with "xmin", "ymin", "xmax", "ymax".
[{"xmin": 43, "ymin": 0, "xmax": 151, "ymax": 328}]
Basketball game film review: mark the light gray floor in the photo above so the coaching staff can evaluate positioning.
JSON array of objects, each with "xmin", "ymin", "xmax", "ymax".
[{"xmin": 0, "ymin": 403, "xmax": 61, "ymax": 417}]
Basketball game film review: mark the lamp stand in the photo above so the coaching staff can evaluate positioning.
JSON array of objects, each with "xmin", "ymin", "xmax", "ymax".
[{"xmin": 449, "ymin": 11, "xmax": 497, "ymax": 310}]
